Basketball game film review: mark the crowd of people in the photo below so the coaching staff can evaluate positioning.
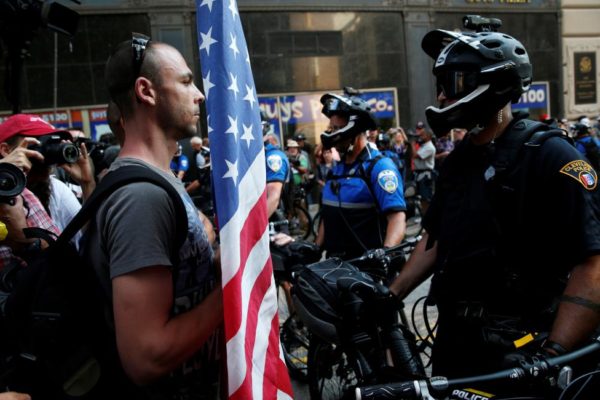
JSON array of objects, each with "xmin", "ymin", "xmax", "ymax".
[{"xmin": 0, "ymin": 14, "xmax": 598, "ymax": 400}]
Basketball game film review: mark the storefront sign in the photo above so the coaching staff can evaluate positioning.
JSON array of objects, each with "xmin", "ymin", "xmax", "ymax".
[{"xmin": 512, "ymin": 81, "xmax": 549, "ymax": 116}]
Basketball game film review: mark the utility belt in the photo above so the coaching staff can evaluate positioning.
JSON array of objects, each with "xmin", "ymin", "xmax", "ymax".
[{"xmin": 438, "ymin": 299, "xmax": 555, "ymax": 353}]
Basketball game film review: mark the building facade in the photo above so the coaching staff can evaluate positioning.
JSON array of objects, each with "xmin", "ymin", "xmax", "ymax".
[{"xmin": 0, "ymin": 0, "xmax": 566, "ymax": 141}]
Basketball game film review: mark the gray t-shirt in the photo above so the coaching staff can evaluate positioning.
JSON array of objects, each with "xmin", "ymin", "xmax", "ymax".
[{"xmin": 83, "ymin": 158, "xmax": 219, "ymax": 399}]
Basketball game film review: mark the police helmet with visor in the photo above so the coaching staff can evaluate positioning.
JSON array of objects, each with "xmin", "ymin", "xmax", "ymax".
[
  {"xmin": 421, "ymin": 16, "xmax": 532, "ymax": 137},
  {"xmin": 320, "ymin": 93, "xmax": 376, "ymax": 149}
]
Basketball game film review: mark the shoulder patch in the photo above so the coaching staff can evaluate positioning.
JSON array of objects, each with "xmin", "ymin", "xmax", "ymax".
[
  {"xmin": 559, "ymin": 160, "xmax": 597, "ymax": 190},
  {"xmin": 267, "ymin": 154, "xmax": 283, "ymax": 172},
  {"xmin": 377, "ymin": 169, "xmax": 398, "ymax": 194}
]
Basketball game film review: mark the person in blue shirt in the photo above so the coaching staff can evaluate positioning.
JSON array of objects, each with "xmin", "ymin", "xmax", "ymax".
[
  {"xmin": 262, "ymin": 111, "xmax": 290, "ymax": 218},
  {"xmin": 170, "ymin": 144, "xmax": 189, "ymax": 180},
  {"xmin": 573, "ymin": 123, "xmax": 600, "ymax": 171},
  {"xmin": 315, "ymin": 92, "xmax": 406, "ymax": 259}
]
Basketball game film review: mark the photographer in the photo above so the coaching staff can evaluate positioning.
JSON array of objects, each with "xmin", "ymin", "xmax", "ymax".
[
  {"xmin": 0, "ymin": 115, "xmax": 93, "ymax": 243},
  {"xmin": 0, "ymin": 142, "xmax": 59, "ymax": 270}
]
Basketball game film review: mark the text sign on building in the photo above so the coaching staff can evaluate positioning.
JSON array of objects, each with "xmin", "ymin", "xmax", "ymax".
[
  {"xmin": 574, "ymin": 52, "xmax": 597, "ymax": 105},
  {"xmin": 259, "ymin": 88, "xmax": 397, "ymax": 125},
  {"xmin": 512, "ymin": 81, "xmax": 549, "ymax": 118},
  {"xmin": 89, "ymin": 107, "xmax": 110, "ymax": 141}
]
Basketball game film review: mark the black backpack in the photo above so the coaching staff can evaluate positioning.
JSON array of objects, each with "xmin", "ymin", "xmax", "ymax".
[{"xmin": 0, "ymin": 165, "xmax": 188, "ymax": 399}]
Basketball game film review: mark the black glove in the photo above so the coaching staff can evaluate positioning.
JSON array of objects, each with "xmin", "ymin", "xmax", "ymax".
[{"xmin": 502, "ymin": 340, "xmax": 566, "ymax": 375}]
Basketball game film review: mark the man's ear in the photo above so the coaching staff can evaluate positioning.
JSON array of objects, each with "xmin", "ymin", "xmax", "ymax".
[
  {"xmin": 0, "ymin": 142, "xmax": 12, "ymax": 157},
  {"xmin": 134, "ymin": 76, "xmax": 157, "ymax": 106}
]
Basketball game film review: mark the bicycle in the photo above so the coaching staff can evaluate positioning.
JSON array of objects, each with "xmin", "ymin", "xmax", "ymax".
[
  {"xmin": 404, "ymin": 179, "xmax": 423, "ymax": 238},
  {"xmin": 356, "ymin": 336, "xmax": 600, "ymax": 399},
  {"xmin": 291, "ymin": 239, "xmax": 426, "ymax": 399},
  {"xmin": 285, "ymin": 186, "xmax": 314, "ymax": 240},
  {"xmin": 269, "ymin": 220, "xmax": 321, "ymax": 382}
]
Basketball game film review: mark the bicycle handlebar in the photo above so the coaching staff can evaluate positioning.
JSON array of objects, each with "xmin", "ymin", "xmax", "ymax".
[
  {"xmin": 356, "ymin": 337, "xmax": 600, "ymax": 400},
  {"xmin": 346, "ymin": 236, "xmax": 422, "ymax": 265}
]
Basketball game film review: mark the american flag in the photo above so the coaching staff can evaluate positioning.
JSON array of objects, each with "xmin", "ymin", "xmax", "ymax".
[{"xmin": 195, "ymin": 1, "xmax": 293, "ymax": 399}]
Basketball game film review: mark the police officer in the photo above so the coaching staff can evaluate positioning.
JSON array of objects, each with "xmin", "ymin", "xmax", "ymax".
[
  {"xmin": 390, "ymin": 16, "xmax": 600, "ymax": 381},
  {"xmin": 315, "ymin": 92, "xmax": 406, "ymax": 259},
  {"xmin": 262, "ymin": 111, "xmax": 290, "ymax": 218}
]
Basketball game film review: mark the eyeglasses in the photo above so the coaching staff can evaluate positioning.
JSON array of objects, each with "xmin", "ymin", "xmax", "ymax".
[{"xmin": 132, "ymin": 32, "xmax": 151, "ymax": 78}]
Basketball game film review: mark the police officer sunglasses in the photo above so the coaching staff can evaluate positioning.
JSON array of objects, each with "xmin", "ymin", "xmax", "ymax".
[
  {"xmin": 435, "ymin": 61, "xmax": 517, "ymax": 100},
  {"xmin": 132, "ymin": 32, "xmax": 151, "ymax": 78}
]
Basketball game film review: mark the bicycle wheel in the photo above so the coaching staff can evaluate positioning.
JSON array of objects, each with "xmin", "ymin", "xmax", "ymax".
[
  {"xmin": 287, "ymin": 204, "xmax": 312, "ymax": 240},
  {"xmin": 312, "ymin": 210, "xmax": 321, "ymax": 238},
  {"xmin": 405, "ymin": 197, "xmax": 423, "ymax": 238},
  {"xmin": 280, "ymin": 313, "xmax": 310, "ymax": 382},
  {"xmin": 307, "ymin": 338, "xmax": 357, "ymax": 400}
]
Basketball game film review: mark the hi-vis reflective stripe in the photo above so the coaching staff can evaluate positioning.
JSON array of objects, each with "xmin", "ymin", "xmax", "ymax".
[{"xmin": 322, "ymin": 199, "xmax": 376, "ymax": 209}]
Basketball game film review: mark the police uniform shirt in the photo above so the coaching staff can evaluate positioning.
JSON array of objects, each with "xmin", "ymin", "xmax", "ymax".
[
  {"xmin": 424, "ymin": 130, "xmax": 600, "ymax": 312},
  {"xmin": 321, "ymin": 147, "xmax": 406, "ymax": 258},
  {"xmin": 265, "ymin": 143, "xmax": 289, "ymax": 183}
]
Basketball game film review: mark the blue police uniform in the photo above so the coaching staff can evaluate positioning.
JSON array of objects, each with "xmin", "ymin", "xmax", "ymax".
[
  {"xmin": 170, "ymin": 154, "xmax": 189, "ymax": 175},
  {"xmin": 381, "ymin": 149, "xmax": 405, "ymax": 177},
  {"xmin": 321, "ymin": 147, "xmax": 406, "ymax": 259},
  {"xmin": 265, "ymin": 143, "xmax": 289, "ymax": 184}
]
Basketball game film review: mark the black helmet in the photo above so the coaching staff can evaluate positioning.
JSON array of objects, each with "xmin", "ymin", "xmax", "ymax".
[
  {"xmin": 294, "ymin": 133, "xmax": 306, "ymax": 141},
  {"xmin": 421, "ymin": 22, "xmax": 532, "ymax": 136},
  {"xmin": 376, "ymin": 133, "xmax": 390, "ymax": 149},
  {"xmin": 572, "ymin": 123, "xmax": 590, "ymax": 137},
  {"xmin": 320, "ymin": 93, "xmax": 376, "ymax": 148}
]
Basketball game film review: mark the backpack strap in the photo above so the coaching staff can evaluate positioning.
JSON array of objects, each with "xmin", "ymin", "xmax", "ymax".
[
  {"xmin": 492, "ymin": 119, "xmax": 570, "ymax": 234},
  {"xmin": 57, "ymin": 165, "xmax": 188, "ymax": 255}
]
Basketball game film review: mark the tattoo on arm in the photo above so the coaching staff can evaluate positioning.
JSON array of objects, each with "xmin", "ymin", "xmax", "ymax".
[{"xmin": 560, "ymin": 295, "xmax": 600, "ymax": 313}]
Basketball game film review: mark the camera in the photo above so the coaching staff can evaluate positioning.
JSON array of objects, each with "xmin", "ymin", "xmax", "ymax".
[
  {"xmin": 0, "ymin": 0, "xmax": 79, "ymax": 37},
  {"xmin": 0, "ymin": 163, "xmax": 26, "ymax": 204},
  {"xmin": 75, "ymin": 138, "xmax": 120, "ymax": 176},
  {"xmin": 462, "ymin": 15, "xmax": 502, "ymax": 33},
  {"xmin": 30, "ymin": 134, "xmax": 80, "ymax": 165}
]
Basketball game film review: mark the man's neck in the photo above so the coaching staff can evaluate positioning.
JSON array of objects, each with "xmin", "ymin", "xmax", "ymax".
[
  {"xmin": 344, "ymin": 135, "xmax": 367, "ymax": 164},
  {"xmin": 471, "ymin": 105, "xmax": 514, "ymax": 146},
  {"xmin": 119, "ymin": 116, "xmax": 177, "ymax": 173}
]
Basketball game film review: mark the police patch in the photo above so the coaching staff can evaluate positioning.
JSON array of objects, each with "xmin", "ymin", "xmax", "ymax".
[
  {"xmin": 377, "ymin": 169, "xmax": 398, "ymax": 193},
  {"xmin": 267, "ymin": 154, "xmax": 282, "ymax": 172},
  {"xmin": 559, "ymin": 160, "xmax": 597, "ymax": 190}
]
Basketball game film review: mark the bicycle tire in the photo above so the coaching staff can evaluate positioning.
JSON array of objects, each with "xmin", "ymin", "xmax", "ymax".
[
  {"xmin": 307, "ymin": 338, "xmax": 357, "ymax": 400},
  {"xmin": 287, "ymin": 204, "xmax": 313, "ymax": 240},
  {"xmin": 280, "ymin": 313, "xmax": 310, "ymax": 382},
  {"xmin": 312, "ymin": 210, "xmax": 321, "ymax": 239},
  {"xmin": 405, "ymin": 198, "xmax": 423, "ymax": 238}
]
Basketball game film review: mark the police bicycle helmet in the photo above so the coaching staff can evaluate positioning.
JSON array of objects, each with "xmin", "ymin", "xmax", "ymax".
[
  {"xmin": 421, "ymin": 15, "xmax": 532, "ymax": 137},
  {"xmin": 320, "ymin": 93, "xmax": 377, "ymax": 149}
]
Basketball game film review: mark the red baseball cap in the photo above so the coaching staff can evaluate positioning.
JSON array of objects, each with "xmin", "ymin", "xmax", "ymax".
[{"xmin": 0, "ymin": 114, "xmax": 68, "ymax": 143}]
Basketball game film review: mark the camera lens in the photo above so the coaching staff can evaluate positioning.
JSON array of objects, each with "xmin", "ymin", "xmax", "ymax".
[
  {"xmin": 0, "ymin": 163, "xmax": 26, "ymax": 201},
  {"xmin": 62, "ymin": 143, "xmax": 80, "ymax": 164}
]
